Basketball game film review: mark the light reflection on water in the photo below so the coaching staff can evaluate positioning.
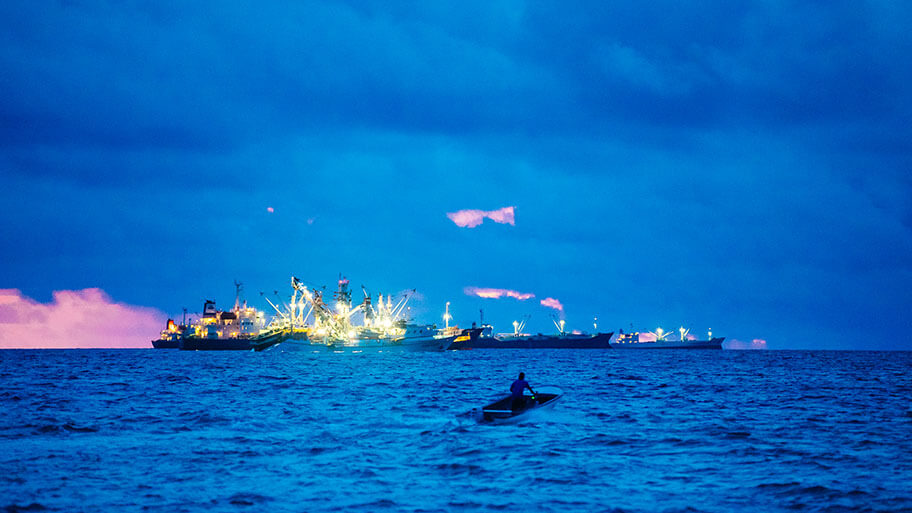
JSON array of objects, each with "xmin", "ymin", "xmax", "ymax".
[{"xmin": 1, "ymin": 349, "xmax": 910, "ymax": 512}]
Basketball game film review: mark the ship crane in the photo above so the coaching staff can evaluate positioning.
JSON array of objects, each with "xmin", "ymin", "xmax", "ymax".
[
  {"xmin": 292, "ymin": 278, "xmax": 338, "ymax": 330},
  {"xmin": 294, "ymin": 280, "xmax": 333, "ymax": 321},
  {"xmin": 260, "ymin": 291, "xmax": 289, "ymax": 323},
  {"xmin": 288, "ymin": 277, "xmax": 319, "ymax": 328},
  {"xmin": 360, "ymin": 285, "xmax": 375, "ymax": 325},
  {"xmin": 649, "ymin": 327, "xmax": 672, "ymax": 341},
  {"xmin": 511, "ymin": 315, "xmax": 531, "ymax": 335},
  {"xmin": 391, "ymin": 289, "xmax": 416, "ymax": 320},
  {"xmin": 551, "ymin": 315, "xmax": 567, "ymax": 335}
]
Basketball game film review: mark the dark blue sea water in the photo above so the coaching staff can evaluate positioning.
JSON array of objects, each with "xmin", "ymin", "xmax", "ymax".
[{"xmin": 1, "ymin": 349, "xmax": 911, "ymax": 513}]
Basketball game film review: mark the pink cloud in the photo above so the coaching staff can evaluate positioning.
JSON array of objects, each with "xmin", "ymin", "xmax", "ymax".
[
  {"xmin": 484, "ymin": 206, "xmax": 515, "ymax": 225},
  {"xmin": 266, "ymin": 206, "xmax": 274, "ymax": 213},
  {"xmin": 463, "ymin": 286, "xmax": 534, "ymax": 301},
  {"xmin": 540, "ymin": 297, "xmax": 564, "ymax": 313},
  {"xmin": 723, "ymin": 338, "xmax": 769, "ymax": 350},
  {"xmin": 447, "ymin": 206, "xmax": 515, "ymax": 228},
  {"xmin": 0, "ymin": 289, "xmax": 167, "ymax": 349}
]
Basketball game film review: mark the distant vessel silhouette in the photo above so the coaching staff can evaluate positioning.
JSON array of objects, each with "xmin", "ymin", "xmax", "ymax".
[
  {"xmin": 448, "ymin": 317, "xmax": 613, "ymax": 349},
  {"xmin": 612, "ymin": 327, "xmax": 723, "ymax": 349}
]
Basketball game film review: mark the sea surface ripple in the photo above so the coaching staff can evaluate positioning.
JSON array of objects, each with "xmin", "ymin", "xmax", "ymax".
[{"xmin": 1, "ymin": 349, "xmax": 911, "ymax": 512}]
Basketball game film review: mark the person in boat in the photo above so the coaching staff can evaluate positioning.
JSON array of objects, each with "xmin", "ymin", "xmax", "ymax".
[{"xmin": 510, "ymin": 372, "xmax": 535, "ymax": 411}]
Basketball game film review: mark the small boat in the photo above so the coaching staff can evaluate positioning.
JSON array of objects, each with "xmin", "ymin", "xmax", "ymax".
[{"xmin": 481, "ymin": 386, "xmax": 563, "ymax": 422}]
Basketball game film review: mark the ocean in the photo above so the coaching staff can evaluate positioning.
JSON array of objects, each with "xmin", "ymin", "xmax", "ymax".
[{"xmin": 1, "ymin": 349, "xmax": 910, "ymax": 513}]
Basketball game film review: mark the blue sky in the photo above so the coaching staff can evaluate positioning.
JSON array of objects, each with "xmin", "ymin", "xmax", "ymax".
[{"xmin": 1, "ymin": 1, "xmax": 910, "ymax": 349}]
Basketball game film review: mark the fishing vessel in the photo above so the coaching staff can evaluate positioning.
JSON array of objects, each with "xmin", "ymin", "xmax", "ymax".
[
  {"xmin": 611, "ymin": 327, "xmax": 724, "ymax": 349},
  {"xmin": 271, "ymin": 276, "xmax": 456, "ymax": 352}
]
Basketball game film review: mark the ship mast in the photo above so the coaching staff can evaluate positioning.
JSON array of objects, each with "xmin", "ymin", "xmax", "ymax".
[{"xmin": 233, "ymin": 280, "xmax": 243, "ymax": 312}]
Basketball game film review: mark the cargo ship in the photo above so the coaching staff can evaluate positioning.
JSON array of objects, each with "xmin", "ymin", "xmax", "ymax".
[
  {"xmin": 611, "ymin": 327, "xmax": 724, "ymax": 349},
  {"xmin": 447, "ymin": 318, "xmax": 613, "ymax": 349}
]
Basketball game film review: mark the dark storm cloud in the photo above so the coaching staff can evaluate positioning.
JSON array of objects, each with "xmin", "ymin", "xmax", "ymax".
[
  {"xmin": 0, "ymin": 1, "xmax": 563, "ymax": 152},
  {"xmin": 3, "ymin": 1, "xmax": 910, "ymax": 153},
  {"xmin": 1, "ymin": 1, "xmax": 910, "ymax": 348}
]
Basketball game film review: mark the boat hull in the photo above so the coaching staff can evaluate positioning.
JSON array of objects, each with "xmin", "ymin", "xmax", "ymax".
[
  {"xmin": 151, "ymin": 339, "xmax": 180, "ymax": 349},
  {"xmin": 179, "ymin": 331, "xmax": 287, "ymax": 351},
  {"xmin": 321, "ymin": 334, "xmax": 456, "ymax": 352},
  {"xmin": 610, "ymin": 337, "xmax": 725, "ymax": 349},
  {"xmin": 482, "ymin": 389, "xmax": 562, "ymax": 422},
  {"xmin": 449, "ymin": 330, "xmax": 614, "ymax": 349}
]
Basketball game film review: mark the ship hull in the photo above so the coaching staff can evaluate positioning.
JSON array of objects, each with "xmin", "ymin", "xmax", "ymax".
[
  {"xmin": 267, "ymin": 339, "xmax": 325, "ymax": 352},
  {"xmin": 179, "ymin": 331, "xmax": 287, "ymax": 351},
  {"xmin": 317, "ymin": 334, "xmax": 456, "ymax": 353},
  {"xmin": 448, "ymin": 330, "xmax": 614, "ymax": 349},
  {"xmin": 610, "ymin": 337, "xmax": 725, "ymax": 349},
  {"xmin": 151, "ymin": 339, "xmax": 180, "ymax": 349},
  {"xmin": 256, "ymin": 331, "xmax": 308, "ymax": 351}
]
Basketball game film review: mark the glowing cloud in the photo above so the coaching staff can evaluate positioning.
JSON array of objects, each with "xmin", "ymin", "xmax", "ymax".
[
  {"xmin": 0, "ymin": 289, "xmax": 167, "ymax": 349},
  {"xmin": 446, "ymin": 206, "xmax": 515, "ymax": 228},
  {"xmin": 463, "ymin": 286, "xmax": 534, "ymax": 301},
  {"xmin": 540, "ymin": 297, "xmax": 564, "ymax": 313},
  {"xmin": 723, "ymin": 338, "xmax": 769, "ymax": 350},
  {"xmin": 266, "ymin": 206, "xmax": 274, "ymax": 213}
]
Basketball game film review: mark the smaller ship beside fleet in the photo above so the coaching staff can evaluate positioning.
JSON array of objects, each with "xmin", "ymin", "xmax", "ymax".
[{"xmin": 151, "ymin": 282, "xmax": 291, "ymax": 351}]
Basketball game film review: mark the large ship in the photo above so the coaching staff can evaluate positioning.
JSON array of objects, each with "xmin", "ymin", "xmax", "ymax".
[
  {"xmin": 151, "ymin": 283, "xmax": 288, "ymax": 351},
  {"xmin": 447, "ymin": 317, "xmax": 613, "ymax": 349},
  {"xmin": 611, "ymin": 327, "xmax": 724, "ymax": 349}
]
